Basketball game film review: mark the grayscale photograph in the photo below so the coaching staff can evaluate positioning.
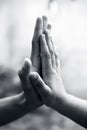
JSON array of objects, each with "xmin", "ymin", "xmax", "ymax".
[{"xmin": 0, "ymin": 0, "xmax": 87, "ymax": 130}]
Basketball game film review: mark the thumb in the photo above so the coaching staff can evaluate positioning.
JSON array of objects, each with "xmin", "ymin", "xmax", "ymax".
[
  {"xmin": 29, "ymin": 72, "xmax": 51, "ymax": 102},
  {"xmin": 18, "ymin": 58, "xmax": 31, "ymax": 80},
  {"xmin": 18, "ymin": 58, "xmax": 32, "ymax": 92}
]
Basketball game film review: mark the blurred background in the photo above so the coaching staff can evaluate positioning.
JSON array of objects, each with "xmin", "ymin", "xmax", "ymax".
[{"xmin": 0, "ymin": 0, "xmax": 87, "ymax": 130}]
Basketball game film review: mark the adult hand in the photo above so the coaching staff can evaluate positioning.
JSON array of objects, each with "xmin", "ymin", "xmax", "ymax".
[{"xmin": 29, "ymin": 30, "xmax": 66, "ymax": 111}]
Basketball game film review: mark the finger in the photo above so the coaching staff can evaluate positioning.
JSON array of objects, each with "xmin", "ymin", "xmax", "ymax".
[
  {"xmin": 51, "ymin": 38, "xmax": 56, "ymax": 69},
  {"xmin": 29, "ymin": 72, "xmax": 51, "ymax": 103},
  {"xmin": 40, "ymin": 34, "xmax": 52, "ymax": 71},
  {"xmin": 31, "ymin": 18, "xmax": 42, "ymax": 71},
  {"xmin": 44, "ymin": 30, "xmax": 56, "ymax": 68},
  {"xmin": 55, "ymin": 50, "xmax": 60, "ymax": 69},
  {"xmin": 18, "ymin": 58, "xmax": 31, "ymax": 91},
  {"xmin": 47, "ymin": 24, "xmax": 51, "ymax": 31},
  {"xmin": 33, "ymin": 17, "xmax": 42, "ymax": 41},
  {"xmin": 42, "ymin": 16, "xmax": 48, "ymax": 32},
  {"xmin": 18, "ymin": 58, "xmax": 31, "ymax": 79}
]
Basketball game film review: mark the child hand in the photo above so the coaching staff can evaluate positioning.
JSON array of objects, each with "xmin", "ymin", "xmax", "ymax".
[
  {"xmin": 18, "ymin": 58, "xmax": 42, "ymax": 112},
  {"xmin": 18, "ymin": 16, "xmax": 51, "ymax": 112}
]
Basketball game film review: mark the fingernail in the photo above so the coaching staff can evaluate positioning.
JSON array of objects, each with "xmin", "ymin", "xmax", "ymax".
[
  {"xmin": 40, "ymin": 34, "xmax": 45, "ymax": 40},
  {"xmin": 22, "ymin": 58, "xmax": 31, "ymax": 70},
  {"xmin": 30, "ymin": 73, "xmax": 37, "ymax": 81}
]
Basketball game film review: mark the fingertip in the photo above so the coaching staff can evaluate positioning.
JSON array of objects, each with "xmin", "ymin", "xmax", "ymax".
[
  {"xmin": 40, "ymin": 34, "xmax": 46, "ymax": 43},
  {"xmin": 24, "ymin": 58, "xmax": 31, "ymax": 65},
  {"xmin": 36, "ymin": 17, "xmax": 42, "ymax": 24},
  {"xmin": 42, "ymin": 15, "xmax": 48, "ymax": 31},
  {"xmin": 40, "ymin": 34, "xmax": 45, "ymax": 39},
  {"xmin": 33, "ymin": 17, "xmax": 43, "ymax": 41},
  {"xmin": 42, "ymin": 15, "xmax": 47, "ymax": 21},
  {"xmin": 20, "ymin": 58, "xmax": 31, "ymax": 78},
  {"xmin": 47, "ymin": 24, "xmax": 52, "ymax": 30},
  {"xmin": 29, "ymin": 72, "xmax": 41, "ymax": 87},
  {"xmin": 40, "ymin": 34, "xmax": 46, "ymax": 47},
  {"xmin": 22, "ymin": 58, "xmax": 31, "ymax": 70},
  {"xmin": 29, "ymin": 72, "xmax": 38, "ymax": 81}
]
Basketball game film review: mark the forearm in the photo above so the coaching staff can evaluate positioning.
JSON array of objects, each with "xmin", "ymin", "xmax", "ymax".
[
  {"xmin": 54, "ymin": 93, "xmax": 87, "ymax": 128},
  {"xmin": 0, "ymin": 92, "xmax": 28, "ymax": 126}
]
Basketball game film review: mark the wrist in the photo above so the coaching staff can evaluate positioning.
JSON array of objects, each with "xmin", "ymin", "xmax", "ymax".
[
  {"xmin": 15, "ymin": 92, "xmax": 28, "ymax": 112},
  {"xmin": 52, "ymin": 92, "xmax": 69, "ymax": 114},
  {"xmin": 17, "ymin": 92, "xmax": 26, "ymax": 105}
]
